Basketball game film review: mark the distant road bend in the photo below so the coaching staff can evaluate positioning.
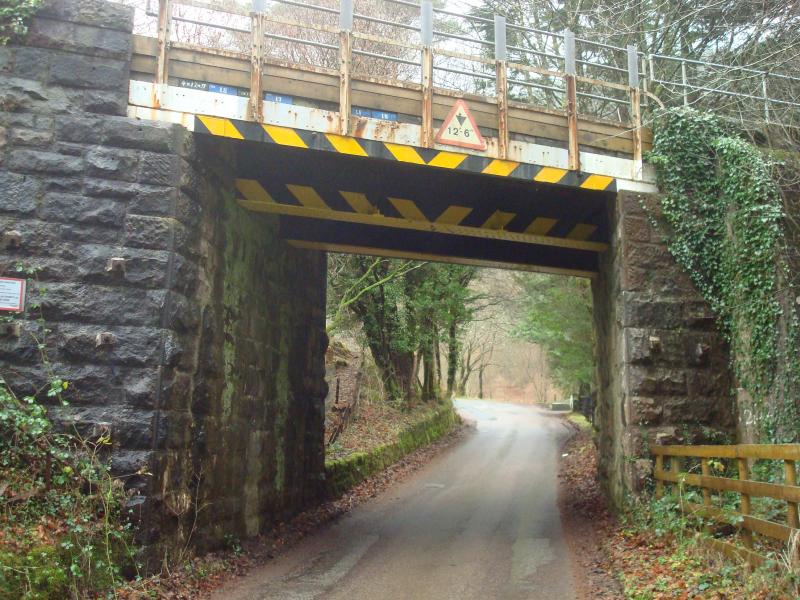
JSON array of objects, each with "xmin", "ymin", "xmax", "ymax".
[{"xmin": 213, "ymin": 399, "xmax": 575, "ymax": 600}]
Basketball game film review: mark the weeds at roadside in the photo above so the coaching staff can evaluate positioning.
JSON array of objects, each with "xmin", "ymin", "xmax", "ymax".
[
  {"xmin": 611, "ymin": 492, "xmax": 800, "ymax": 599},
  {"xmin": 0, "ymin": 265, "xmax": 140, "ymax": 599}
]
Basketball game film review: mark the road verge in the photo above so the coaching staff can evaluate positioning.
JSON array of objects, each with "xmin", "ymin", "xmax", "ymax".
[{"xmin": 325, "ymin": 400, "xmax": 460, "ymax": 498}]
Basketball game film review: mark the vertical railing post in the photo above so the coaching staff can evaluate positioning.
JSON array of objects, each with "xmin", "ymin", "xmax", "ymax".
[
  {"xmin": 762, "ymin": 74, "xmax": 770, "ymax": 123},
  {"xmin": 420, "ymin": 0, "xmax": 434, "ymax": 147},
  {"xmin": 627, "ymin": 44, "xmax": 642, "ymax": 181},
  {"xmin": 655, "ymin": 454, "xmax": 664, "ymax": 499},
  {"xmin": 494, "ymin": 15, "xmax": 508, "ymax": 159},
  {"xmin": 681, "ymin": 59, "xmax": 689, "ymax": 107},
  {"xmin": 249, "ymin": 0, "xmax": 267, "ymax": 122},
  {"xmin": 338, "ymin": 0, "xmax": 354, "ymax": 136},
  {"xmin": 155, "ymin": 0, "xmax": 173, "ymax": 108},
  {"xmin": 738, "ymin": 458, "xmax": 753, "ymax": 549},
  {"xmin": 563, "ymin": 30, "xmax": 579, "ymax": 172},
  {"xmin": 641, "ymin": 54, "xmax": 648, "ymax": 97},
  {"xmin": 700, "ymin": 458, "xmax": 712, "ymax": 507},
  {"xmin": 785, "ymin": 459, "xmax": 799, "ymax": 529},
  {"xmin": 670, "ymin": 455, "xmax": 683, "ymax": 497},
  {"xmin": 700, "ymin": 456, "xmax": 712, "ymax": 533}
]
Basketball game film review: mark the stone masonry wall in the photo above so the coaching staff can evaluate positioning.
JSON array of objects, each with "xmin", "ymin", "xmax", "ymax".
[
  {"xmin": 592, "ymin": 191, "xmax": 735, "ymax": 507},
  {"xmin": 0, "ymin": 0, "xmax": 328, "ymax": 561}
]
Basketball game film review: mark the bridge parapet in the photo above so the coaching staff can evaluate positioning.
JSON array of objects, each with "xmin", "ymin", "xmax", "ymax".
[
  {"xmin": 123, "ymin": 0, "xmax": 800, "ymax": 192},
  {"xmin": 126, "ymin": 0, "xmax": 658, "ymax": 189}
]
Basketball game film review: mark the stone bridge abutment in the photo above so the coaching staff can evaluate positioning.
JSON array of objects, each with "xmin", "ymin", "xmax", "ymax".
[
  {"xmin": 592, "ymin": 191, "xmax": 734, "ymax": 506},
  {"xmin": 0, "ymin": 0, "xmax": 328, "ymax": 559},
  {"xmin": 0, "ymin": 0, "xmax": 733, "ymax": 557}
]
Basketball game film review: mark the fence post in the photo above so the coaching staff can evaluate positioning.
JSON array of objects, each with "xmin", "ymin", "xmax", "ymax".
[
  {"xmin": 738, "ymin": 458, "xmax": 753, "ymax": 549},
  {"xmin": 154, "ymin": 0, "xmax": 173, "ymax": 108},
  {"xmin": 641, "ymin": 54, "xmax": 648, "ymax": 96},
  {"xmin": 563, "ymin": 30, "xmax": 579, "ymax": 172},
  {"xmin": 655, "ymin": 454, "xmax": 664, "ymax": 499},
  {"xmin": 420, "ymin": 0, "xmax": 434, "ymax": 147},
  {"xmin": 338, "ymin": 0, "xmax": 354, "ymax": 136},
  {"xmin": 249, "ymin": 0, "xmax": 267, "ymax": 122},
  {"xmin": 700, "ymin": 458, "xmax": 712, "ymax": 506},
  {"xmin": 627, "ymin": 44, "xmax": 642, "ymax": 181},
  {"xmin": 681, "ymin": 59, "xmax": 689, "ymax": 107},
  {"xmin": 762, "ymin": 74, "xmax": 770, "ymax": 123},
  {"xmin": 495, "ymin": 15, "xmax": 508, "ymax": 159},
  {"xmin": 786, "ymin": 459, "xmax": 799, "ymax": 529},
  {"xmin": 670, "ymin": 455, "xmax": 683, "ymax": 497}
]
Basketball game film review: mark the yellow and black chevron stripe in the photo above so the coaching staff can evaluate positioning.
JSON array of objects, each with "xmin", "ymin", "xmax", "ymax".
[
  {"xmin": 194, "ymin": 115, "xmax": 616, "ymax": 193},
  {"xmin": 233, "ymin": 178, "xmax": 608, "ymax": 253}
]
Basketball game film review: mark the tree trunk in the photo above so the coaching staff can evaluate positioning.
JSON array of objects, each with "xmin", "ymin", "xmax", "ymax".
[
  {"xmin": 434, "ymin": 339, "xmax": 442, "ymax": 394},
  {"xmin": 446, "ymin": 320, "xmax": 458, "ymax": 397},
  {"xmin": 421, "ymin": 340, "xmax": 436, "ymax": 402},
  {"xmin": 388, "ymin": 350, "xmax": 415, "ymax": 405}
]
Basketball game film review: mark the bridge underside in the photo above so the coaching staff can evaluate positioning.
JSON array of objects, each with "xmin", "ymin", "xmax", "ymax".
[{"xmin": 222, "ymin": 137, "xmax": 613, "ymax": 277}]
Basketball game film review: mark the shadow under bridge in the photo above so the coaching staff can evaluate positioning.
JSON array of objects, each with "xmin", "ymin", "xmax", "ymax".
[{"xmin": 206, "ymin": 124, "xmax": 614, "ymax": 278}]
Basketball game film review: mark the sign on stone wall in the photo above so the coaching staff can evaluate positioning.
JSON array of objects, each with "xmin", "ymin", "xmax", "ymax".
[{"xmin": 0, "ymin": 277, "xmax": 26, "ymax": 312}]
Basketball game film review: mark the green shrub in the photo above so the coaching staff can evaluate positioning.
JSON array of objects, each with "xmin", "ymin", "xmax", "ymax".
[
  {"xmin": 0, "ymin": 546, "xmax": 69, "ymax": 600},
  {"xmin": 0, "ymin": 376, "xmax": 137, "ymax": 598},
  {"xmin": 0, "ymin": 0, "xmax": 42, "ymax": 45}
]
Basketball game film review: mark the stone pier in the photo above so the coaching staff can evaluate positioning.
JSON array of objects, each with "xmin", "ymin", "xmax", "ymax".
[
  {"xmin": 0, "ymin": 0, "xmax": 328, "ymax": 560},
  {"xmin": 592, "ymin": 191, "xmax": 734, "ymax": 506}
]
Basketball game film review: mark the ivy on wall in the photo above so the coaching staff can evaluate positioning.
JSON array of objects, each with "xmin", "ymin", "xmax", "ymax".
[
  {"xmin": 0, "ymin": 0, "xmax": 42, "ymax": 45},
  {"xmin": 649, "ymin": 108, "xmax": 799, "ymax": 443}
]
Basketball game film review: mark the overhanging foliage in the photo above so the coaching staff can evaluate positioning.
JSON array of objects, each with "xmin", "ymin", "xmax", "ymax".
[
  {"xmin": 0, "ymin": 0, "xmax": 41, "ymax": 45},
  {"xmin": 649, "ymin": 108, "xmax": 800, "ymax": 442}
]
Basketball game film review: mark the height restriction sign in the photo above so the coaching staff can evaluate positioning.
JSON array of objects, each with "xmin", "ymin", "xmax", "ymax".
[
  {"xmin": 0, "ymin": 277, "xmax": 25, "ymax": 312},
  {"xmin": 435, "ymin": 99, "xmax": 487, "ymax": 151}
]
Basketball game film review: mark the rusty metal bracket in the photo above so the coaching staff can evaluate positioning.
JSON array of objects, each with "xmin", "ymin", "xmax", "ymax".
[
  {"xmin": 249, "ymin": 10, "xmax": 266, "ymax": 122},
  {"xmin": 154, "ymin": 0, "xmax": 173, "ymax": 109},
  {"xmin": 420, "ymin": 0, "xmax": 434, "ymax": 147},
  {"xmin": 338, "ymin": 0, "xmax": 354, "ymax": 136},
  {"xmin": 563, "ymin": 31, "xmax": 580, "ymax": 172},
  {"xmin": 494, "ymin": 15, "xmax": 508, "ymax": 159},
  {"xmin": 566, "ymin": 75, "xmax": 580, "ymax": 172},
  {"xmin": 627, "ymin": 45, "xmax": 643, "ymax": 181}
]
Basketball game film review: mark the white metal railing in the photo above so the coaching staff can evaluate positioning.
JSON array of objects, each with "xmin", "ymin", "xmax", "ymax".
[
  {"xmin": 126, "ymin": 0, "xmax": 800, "ymax": 167},
  {"xmin": 129, "ymin": 0, "xmax": 800, "ymax": 123}
]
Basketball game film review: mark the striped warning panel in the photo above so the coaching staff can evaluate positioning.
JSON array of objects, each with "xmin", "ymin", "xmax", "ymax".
[
  {"xmin": 233, "ymin": 178, "xmax": 608, "ymax": 253},
  {"xmin": 194, "ymin": 115, "xmax": 617, "ymax": 193}
]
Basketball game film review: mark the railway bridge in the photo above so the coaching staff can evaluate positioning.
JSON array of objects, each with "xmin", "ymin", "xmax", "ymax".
[
  {"xmin": 3, "ymin": 0, "xmax": 791, "ymax": 555},
  {"xmin": 130, "ymin": 0, "xmax": 654, "ymax": 277}
]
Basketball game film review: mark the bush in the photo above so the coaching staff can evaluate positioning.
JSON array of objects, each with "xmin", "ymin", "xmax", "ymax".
[
  {"xmin": 0, "ymin": 377, "xmax": 137, "ymax": 598},
  {"xmin": 0, "ymin": 0, "xmax": 42, "ymax": 45}
]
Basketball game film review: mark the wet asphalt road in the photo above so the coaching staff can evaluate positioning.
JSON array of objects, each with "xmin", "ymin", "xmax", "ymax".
[{"xmin": 213, "ymin": 399, "xmax": 575, "ymax": 600}]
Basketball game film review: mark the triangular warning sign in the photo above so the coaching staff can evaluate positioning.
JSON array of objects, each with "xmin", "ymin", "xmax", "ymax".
[{"xmin": 435, "ymin": 99, "xmax": 486, "ymax": 151}]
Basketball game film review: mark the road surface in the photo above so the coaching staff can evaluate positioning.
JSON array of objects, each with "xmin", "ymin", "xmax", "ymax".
[{"xmin": 213, "ymin": 399, "xmax": 575, "ymax": 600}]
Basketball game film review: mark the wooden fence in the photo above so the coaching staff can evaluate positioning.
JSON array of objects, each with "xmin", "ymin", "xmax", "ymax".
[{"xmin": 651, "ymin": 443, "xmax": 800, "ymax": 567}]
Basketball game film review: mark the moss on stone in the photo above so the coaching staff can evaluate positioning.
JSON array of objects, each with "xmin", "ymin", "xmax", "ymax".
[{"xmin": 324, "ymin": 401, "xmax": 460, "ymax": 498}]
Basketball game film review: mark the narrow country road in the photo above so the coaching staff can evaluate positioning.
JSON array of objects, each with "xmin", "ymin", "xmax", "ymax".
[{"xmin": 213, "ymin": 399, "xmax": 575, "ymax": 600}]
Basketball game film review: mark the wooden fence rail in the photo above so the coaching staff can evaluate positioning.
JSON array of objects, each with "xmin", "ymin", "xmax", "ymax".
[{"xmin": 651, "ymin": 444, "xmax": 800, "ymax": 568}]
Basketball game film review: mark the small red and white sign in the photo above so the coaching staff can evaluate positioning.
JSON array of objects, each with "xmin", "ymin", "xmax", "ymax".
[
  {"xmin": 0, "ymin": 277, "xmax": 26, "ymax": 312},
  {"xmin": 435, "ymin": 99, "xmax": 486, "ymax": 151}
]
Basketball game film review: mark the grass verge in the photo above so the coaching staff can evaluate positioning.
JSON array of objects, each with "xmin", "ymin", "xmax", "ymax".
[
  {"xmin": 325, "ymin": 399, "xmax": 460, "ymax": 498},
  {"xmin": 558, "ymin": 420, "xmax": 799, "ymax": 599}
]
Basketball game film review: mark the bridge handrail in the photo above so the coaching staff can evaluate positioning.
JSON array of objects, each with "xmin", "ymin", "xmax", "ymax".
[
  {"xmin": 132, "ymin": 0, "xmax": 800, "ymax": 121},
  {"xmin": 136, "ymin": 0, "xmax": 649, "ymax": 172},
  {"xmin": 651, "ymin": 443, "xmax": 800, "ymax": 568},
  {"xmin": 128, "ymin": 0, "xmax": 800, "ymax": 175}
]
